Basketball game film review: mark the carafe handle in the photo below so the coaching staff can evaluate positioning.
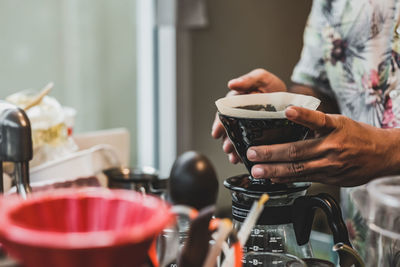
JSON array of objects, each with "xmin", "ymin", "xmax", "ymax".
[{"xmin": 292, "ymin": 193, "xmax": 351, "ymax": 247}]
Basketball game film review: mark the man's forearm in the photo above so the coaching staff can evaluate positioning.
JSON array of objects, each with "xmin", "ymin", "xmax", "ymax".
[{"xmin": 289, "ymin": 84, "xmax": 340, "ymax": 114}]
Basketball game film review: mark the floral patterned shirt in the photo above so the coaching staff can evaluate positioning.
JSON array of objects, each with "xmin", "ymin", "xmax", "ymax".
[
  {"xmin": 291, "ymin": 0, "xmax": 400, "ymax": 258},
  {"xmin": 292, "ymin": 0, "xmax": 400, "ymax": 128}
]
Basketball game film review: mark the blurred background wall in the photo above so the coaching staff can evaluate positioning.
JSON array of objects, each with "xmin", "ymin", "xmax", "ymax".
[
  {"xmin": 185, "ymin": 0, "xmax": 313, "ymax": 210},
  {"xmin": 0, "ymin": 0, "xmax": 138, "ymax": 165}
]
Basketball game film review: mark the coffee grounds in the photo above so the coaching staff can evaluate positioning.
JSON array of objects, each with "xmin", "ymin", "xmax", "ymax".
[{"xmin": 236, "ymin": 104, "xmax": 277, "ymax": 111}]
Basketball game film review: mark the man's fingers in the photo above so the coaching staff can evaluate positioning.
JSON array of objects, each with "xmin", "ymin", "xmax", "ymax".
[
  {"xmin": 250, "ymin": 157, "xmax": 333, "ymax": 179},
  {"xmin": 285, "ymin": 106, "xmax": 337, "ymax": 132},
  {"xmin": 211, "ymin": 113, "xmax": 225, "ymax": 139},
  {"xmin": 223, "ymin": 138, "xmax": 235, "ymax": 153},
  {"xmin": 247, "ymin": 138, "xmax": 323, "ymax": 162},
  {"xmin": 270, "ymin": 174, "xmax": 340, "ymax": 186},
  {"xmin": 227, "ymin": 69, "xmax": 268, "ymax": 91},
  {"xmin": 229, "ymin": 153, "xmax": 240, "ymax": 164},
  {"xmin": 270, "ymin": 176, "xmax": 321, "ymax": 184}
]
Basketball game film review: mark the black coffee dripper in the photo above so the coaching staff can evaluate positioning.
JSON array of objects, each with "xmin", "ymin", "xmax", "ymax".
[
  {"xmin": 218, "ymin": 112, "xmax": 309, "ymax": 185},
  {"xmin": 216, "ymin": 93, "xmax": 356, "ymax": 266},
  {"xmin": 216, "ymin": 92, "xmax": 319, "ymax": 184}
]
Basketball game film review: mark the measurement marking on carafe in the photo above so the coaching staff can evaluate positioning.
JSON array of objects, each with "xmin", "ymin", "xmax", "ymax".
[
  {"xmin": 250, "ymin": 246, "xmax": 264, "ymax": 252},
  {"xmin": 251, "ymin": 229, "xmax": 265, "ymax": 237},
  {"xmin": 269, "ymin": 236, "xmax": 282, "ymax": 243},
  {"xmin": 248, "ymin": 259, "xmax": 262, "ymax": 266}
]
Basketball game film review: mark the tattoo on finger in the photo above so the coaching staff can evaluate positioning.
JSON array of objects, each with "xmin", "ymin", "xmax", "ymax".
[{"xmin": 290, "ymin": 162, "xmax": 305, "ymax": 177}]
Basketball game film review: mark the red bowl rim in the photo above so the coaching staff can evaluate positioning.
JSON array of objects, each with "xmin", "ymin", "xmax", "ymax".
[{"xmin": 0, "ymin": 188, "xmax": 173, "ymax": 249}]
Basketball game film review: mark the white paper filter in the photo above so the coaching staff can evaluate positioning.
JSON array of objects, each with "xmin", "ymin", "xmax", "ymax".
[{"xmin": 215, "ymin": 92, "xmax": 321, "ymax": 119}]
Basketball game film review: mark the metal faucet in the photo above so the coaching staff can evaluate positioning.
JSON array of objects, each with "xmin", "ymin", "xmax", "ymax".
[{"xmin": 0, "ymin": 101, "xmax": 32, "ymax": 198}]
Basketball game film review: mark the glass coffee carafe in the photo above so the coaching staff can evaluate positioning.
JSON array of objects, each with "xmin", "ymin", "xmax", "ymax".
[
  {"xmin": 224, "ymin": 175, "xmax": 351, "ymax": 259},
  {"xmin": 216, "ymin": 92, "xmax": 353, "ymax": 264},
  {"xmin": 243, "ymin": 252, "xmax": 308, "ymax": 267}
]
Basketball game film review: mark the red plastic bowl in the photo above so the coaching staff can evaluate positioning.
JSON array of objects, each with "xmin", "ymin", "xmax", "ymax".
[{"xmin": 0, "ymin": 188, "xmax": 173, "ymax": 267}]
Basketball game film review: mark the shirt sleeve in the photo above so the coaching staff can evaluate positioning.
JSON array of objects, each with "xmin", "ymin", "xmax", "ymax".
[{"xmin": 291, "ymin": 0, "xmax": 332, "ymax": 94}]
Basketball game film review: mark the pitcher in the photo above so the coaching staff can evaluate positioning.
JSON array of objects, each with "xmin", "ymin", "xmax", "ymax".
[{"xmin": 352, "ymin": 176, "xmax": 400, "ymax": 267}]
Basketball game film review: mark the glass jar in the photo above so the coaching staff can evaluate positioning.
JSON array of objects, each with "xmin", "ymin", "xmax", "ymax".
[
  {"xmin": 363, "ymin": 176, "xmax": 400, "ymax": 267},
  {"xmin": 242, "ymin": 252, "xmax": 306, "ymax": 267}
]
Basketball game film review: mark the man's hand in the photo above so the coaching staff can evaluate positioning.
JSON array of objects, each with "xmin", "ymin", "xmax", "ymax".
[
  {"xmin": 211, "ymin": 68, "xmax": 287, "ymax": 164},
  {"xmin": 246, "ymin": 106, "xmax": 400, "ymax": 187},
  {"xmin": 227, "ymin": 68, "xmax": 287, "ymax": 93}
]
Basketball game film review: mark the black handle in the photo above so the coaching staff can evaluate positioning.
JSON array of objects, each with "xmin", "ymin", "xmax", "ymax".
[{"xmin": 292, "ymin": 193, "xmax": 352, "ymax": 247}]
